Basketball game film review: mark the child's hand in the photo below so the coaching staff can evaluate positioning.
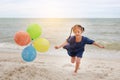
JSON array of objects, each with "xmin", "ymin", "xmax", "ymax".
[
  {"xmin": 99, "ymin": 45, "xmax": 105, "ymax": 48},
  {"xmin": 54, "ymin": 46, "xmax": 60, "ymax": 49},
  {"xmin": 93, "ymin": 42, "xmax": 105, "ymax": 49}
]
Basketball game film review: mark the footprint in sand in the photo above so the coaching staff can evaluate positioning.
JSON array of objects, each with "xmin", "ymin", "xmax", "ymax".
[{"xmin": 2, "ymin": 65, "xmax": 36, "ymax": 79}]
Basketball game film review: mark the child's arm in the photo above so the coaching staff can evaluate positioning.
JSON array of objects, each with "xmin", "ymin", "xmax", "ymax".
[
  {"xmin": 55, "ymin": 41, "xmax": 68, "ymax": 49},
  {"xmin": 93, "ymin": 42, "xmax": 104, "ymax": 48}
]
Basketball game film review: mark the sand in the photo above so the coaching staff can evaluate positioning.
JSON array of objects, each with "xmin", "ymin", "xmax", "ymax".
[{"xmin": 0, "ymin": 52, "xmax": 120, "ymax": 80}]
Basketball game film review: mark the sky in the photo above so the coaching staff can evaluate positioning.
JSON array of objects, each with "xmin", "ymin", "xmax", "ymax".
[{"xmin": 0, "ymin": 0, "xmax": 120, "ymax": 18}]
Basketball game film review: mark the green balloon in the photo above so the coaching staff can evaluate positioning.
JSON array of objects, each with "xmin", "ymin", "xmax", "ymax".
[{"xmin": 27, "ymin": 24, "xmax": 42, "ymax": 40}]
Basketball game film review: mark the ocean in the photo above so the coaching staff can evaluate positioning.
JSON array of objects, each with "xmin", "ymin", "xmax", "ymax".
[{"xmin": 0, "ymin": 18, "xmax": 120, "ymax": 59}]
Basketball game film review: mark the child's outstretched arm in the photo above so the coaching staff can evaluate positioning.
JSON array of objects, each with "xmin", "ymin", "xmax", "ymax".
[
  {"xmin": 55, "ymin": 41, "xmax": 68, "ymax": 49},
  {"xmin": 93, "ymin": 42, "xmax": 104, "ymax": 48}
]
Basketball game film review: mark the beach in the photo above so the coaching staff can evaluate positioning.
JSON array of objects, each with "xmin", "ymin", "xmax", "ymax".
[{"xmin": 0, "ymin": 52, "xmax": 120, "ymax": 80}]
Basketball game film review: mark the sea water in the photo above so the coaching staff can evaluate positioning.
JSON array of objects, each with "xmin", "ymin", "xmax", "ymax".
[{"xmin": 0, "ymin": 18, "xmax": 120, "ymax": 59}]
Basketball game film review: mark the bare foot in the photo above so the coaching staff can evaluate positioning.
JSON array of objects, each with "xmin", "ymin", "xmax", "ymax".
[{"xmin": 72, "ymin": 71, "xmax": 77, "ymax": 76}]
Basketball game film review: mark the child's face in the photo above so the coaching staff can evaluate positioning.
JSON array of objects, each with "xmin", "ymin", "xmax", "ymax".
[{"xmin": 73, "ymin": 27, "xmax": 82, "ymax": 36}]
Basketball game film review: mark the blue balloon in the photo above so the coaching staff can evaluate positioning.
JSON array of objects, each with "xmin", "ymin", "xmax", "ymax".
[{"xmin": 22, "ymin": 45, "xmax": 37, "ymax": 62}]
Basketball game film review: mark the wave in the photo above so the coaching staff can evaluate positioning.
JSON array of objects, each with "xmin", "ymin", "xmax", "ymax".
[
  {"xmin": 0, "ymin": 42, "xmax": 24, "ymax": 50},
  {"xmin": 0, "ymin": 40, "xmax": 120, "ymax": 52}
]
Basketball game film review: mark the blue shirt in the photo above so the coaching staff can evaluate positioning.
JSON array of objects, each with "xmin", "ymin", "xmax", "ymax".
[{"xmin": 63, "ymin": 36, "xmax": 94, "ymax": 53}]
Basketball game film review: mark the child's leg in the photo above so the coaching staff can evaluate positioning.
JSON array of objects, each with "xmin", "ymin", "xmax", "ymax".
[
  {"xmin": 71, "ymin": 57, "xmax": 76, "ymax": 63},
  {"xmin": 74, "ymin": 57, "xmax": 81, "ymax": 73}
]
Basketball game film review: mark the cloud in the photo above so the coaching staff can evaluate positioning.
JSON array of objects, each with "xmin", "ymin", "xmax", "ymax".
[{"xmin": 0, "ymin": 0, "xmax": 120, "ymax": 18}]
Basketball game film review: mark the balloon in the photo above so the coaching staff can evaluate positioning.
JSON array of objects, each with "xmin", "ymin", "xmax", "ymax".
[
  {"xmin": 22, "ymin": 45, "xmax": 37, "ymax": 62},
  {"xmin": 33, "ymin": 38, "xmax": 50, "ymax": 52},
  {"xmin": 14, "ymin": 31, "xmax": 31, "ymax": 46},
  {"xmin": 27, "ymin": 24, "xmax": 42, "ymax": 40}
]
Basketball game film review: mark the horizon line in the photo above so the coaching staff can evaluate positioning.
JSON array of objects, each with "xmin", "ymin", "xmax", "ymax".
[{"xmin": 0, "ymin": 17, "xmax": 120, "ymax": 19}]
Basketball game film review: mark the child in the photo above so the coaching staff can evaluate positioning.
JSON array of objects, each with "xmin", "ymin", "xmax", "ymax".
[{"xmin": 55, "ymin": 24, "xmax": 104, "ymax": 75}]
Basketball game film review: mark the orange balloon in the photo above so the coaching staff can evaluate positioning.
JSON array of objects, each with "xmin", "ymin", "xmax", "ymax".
[{"xmin": 14, "ymin": 31, "xmax": 31, "ymax": 46}]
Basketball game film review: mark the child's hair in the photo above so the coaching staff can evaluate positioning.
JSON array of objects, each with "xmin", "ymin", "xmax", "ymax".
[{"xmin": 68, "ymin": 24, "xmax": 85, "ymax": 39}]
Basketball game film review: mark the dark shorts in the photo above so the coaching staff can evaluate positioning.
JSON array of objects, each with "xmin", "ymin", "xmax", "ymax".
[
  {"xmin": 63, "ymin": 45, "xmax": 84, "ymax": 58},
  {"xmin": 67, "ymin": 51, "xmax": 84, "ymax": 58}
]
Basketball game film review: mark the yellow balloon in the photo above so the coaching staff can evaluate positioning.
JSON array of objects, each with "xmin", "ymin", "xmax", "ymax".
[{"xmin": 33, "ymin": 38, "xmax": 50, "ymax": 52}]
